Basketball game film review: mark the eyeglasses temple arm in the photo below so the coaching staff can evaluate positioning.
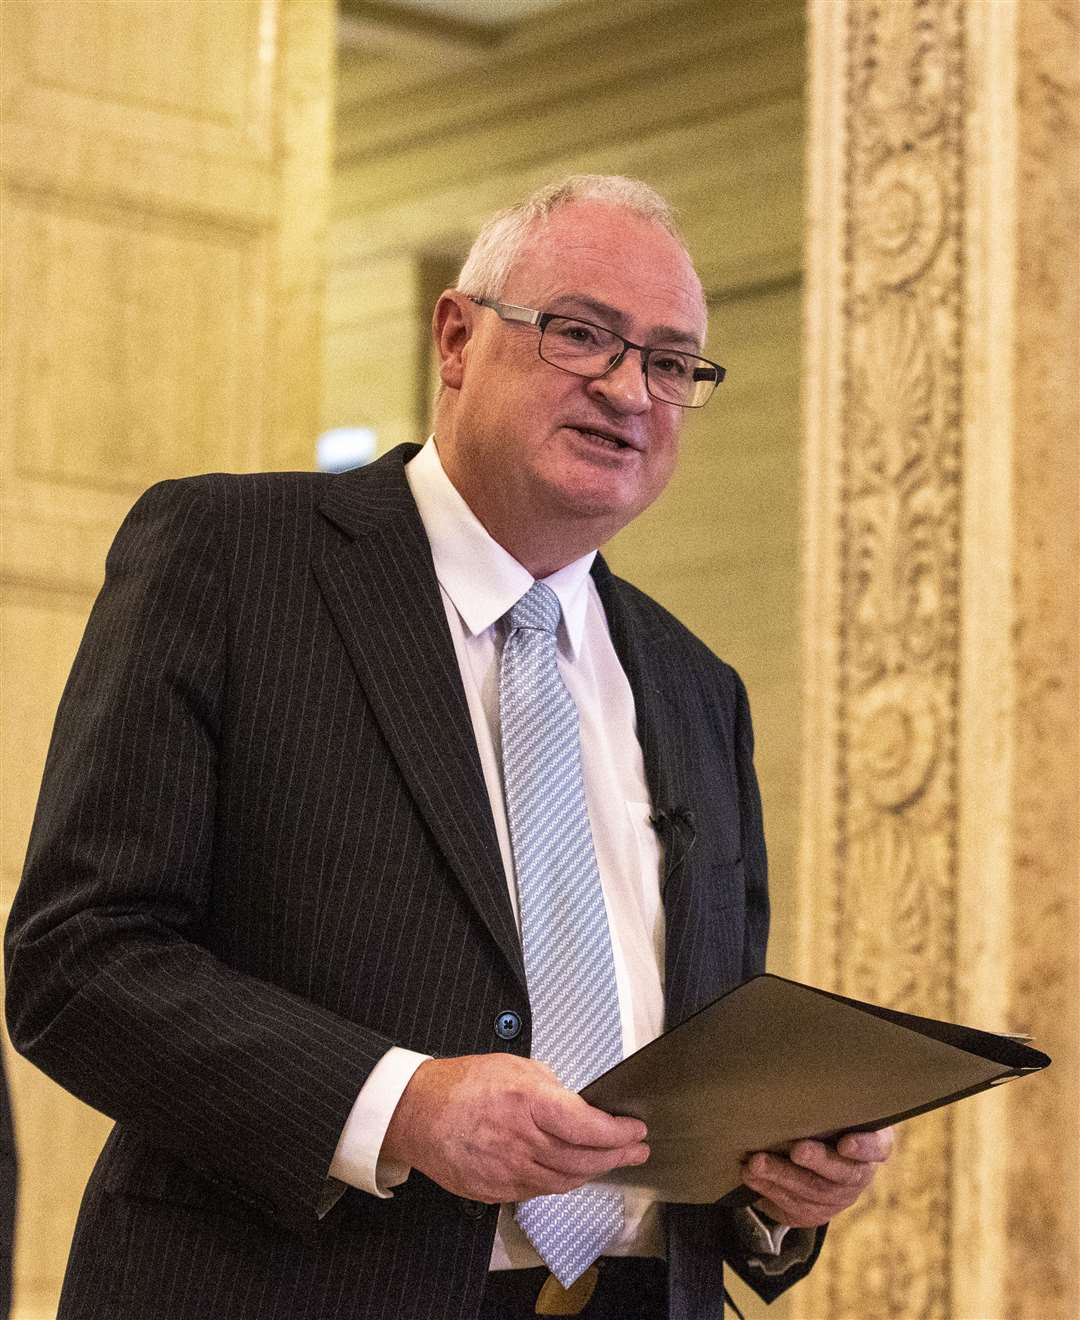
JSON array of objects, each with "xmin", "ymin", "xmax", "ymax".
[{"xmin": 467, "ymin": 296, "xmax": 543, "ymax": 327}]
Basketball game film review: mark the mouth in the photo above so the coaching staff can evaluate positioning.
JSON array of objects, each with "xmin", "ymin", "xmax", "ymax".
[{"xmin": 566, "ymin": 425, "xmax": 640, "ymax": 453}]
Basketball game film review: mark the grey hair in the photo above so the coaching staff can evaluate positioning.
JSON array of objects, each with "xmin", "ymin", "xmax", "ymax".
[{"xmin": 454, "ymin": 174, "xmax": 688, "ymax": 299}]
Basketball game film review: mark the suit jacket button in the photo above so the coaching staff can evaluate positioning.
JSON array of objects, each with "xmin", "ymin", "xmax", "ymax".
[
  {"xmin": 494, "ymin": 1010, "xmax": 522, "ymax": 1040},
  {"xmin": 461, "ymin": 1199, "xmax": 486, "ymax": 1220}
]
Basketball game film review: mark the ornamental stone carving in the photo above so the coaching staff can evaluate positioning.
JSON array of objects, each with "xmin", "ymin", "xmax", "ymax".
[
  {"xmin": 807, "ymin": 1, "xmax": 967, "ymax": 1315},
  {"xmin": 803, "ymin": 0, "xmax": 1078, "ymax": 1317}
]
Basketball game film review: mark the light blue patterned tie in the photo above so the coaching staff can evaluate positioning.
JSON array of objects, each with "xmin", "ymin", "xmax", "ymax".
[{"xmin": 500, "ymin": 581, "xmax": 624, "ymax": 1288}]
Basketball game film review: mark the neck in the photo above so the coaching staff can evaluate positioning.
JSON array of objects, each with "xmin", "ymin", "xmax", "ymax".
[
  {"xmin": 432, "ymin": 428, "xmax": 606, "ymax": 578},
  {"xmin": 458, "ymin": 487, "xmax": 598, "ymax": 579}
]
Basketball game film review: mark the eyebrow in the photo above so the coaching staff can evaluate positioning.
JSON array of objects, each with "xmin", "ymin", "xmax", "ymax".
[{"xmin": 545, "ymin": 294, "xmax": 704, "ymax": 351}]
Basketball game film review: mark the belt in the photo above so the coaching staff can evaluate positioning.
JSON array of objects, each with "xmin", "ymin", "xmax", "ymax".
[{"xmin": 481, "ymin": 1258, "xmax": 667, "ymax": 1317}]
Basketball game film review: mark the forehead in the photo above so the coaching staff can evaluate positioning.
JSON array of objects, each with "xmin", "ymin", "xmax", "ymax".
[{"xmin": 501, "ymin": 201, "xmax": 707, "ymax": 344}]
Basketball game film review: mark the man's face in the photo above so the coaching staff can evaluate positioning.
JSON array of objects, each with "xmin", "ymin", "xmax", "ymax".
[{"xmin": 439, "ymin": 201, "xmax": 708, "ymax": 560}]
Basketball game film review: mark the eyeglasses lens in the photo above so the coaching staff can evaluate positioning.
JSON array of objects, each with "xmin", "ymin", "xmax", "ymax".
[{"xmin": 538, "ymin": 316, "xmax": 717, "ymax": 407}]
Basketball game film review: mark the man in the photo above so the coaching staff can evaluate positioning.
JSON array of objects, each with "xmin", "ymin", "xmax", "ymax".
[{"xmin": 6, "ymin": 176, "xmax": 890, "ymax": 1320}]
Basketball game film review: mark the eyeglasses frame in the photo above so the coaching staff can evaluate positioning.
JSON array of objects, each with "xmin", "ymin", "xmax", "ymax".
[{"xmin": 467, "ymin": 295, "xmax": 725, "ymax": 408}]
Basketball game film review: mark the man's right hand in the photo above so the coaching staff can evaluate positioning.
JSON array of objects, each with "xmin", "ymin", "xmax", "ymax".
[{"xmin": 380, "ymin": 1054, "xmax": 649, "ymax": 1204}]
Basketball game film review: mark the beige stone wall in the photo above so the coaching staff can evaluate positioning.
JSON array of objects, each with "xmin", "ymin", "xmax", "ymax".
[
  {"xmin": 0, "ymin": 3, "xmax": 335, "ymax": 1315},
  {"xmin": 799, "ymin": 1, "xmax": 1079, "ymax": 1317}
]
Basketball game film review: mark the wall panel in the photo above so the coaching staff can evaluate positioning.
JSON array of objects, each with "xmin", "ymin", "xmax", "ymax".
[
  {"xmin": 3, "ymin": 188, "xmax": 265, "ymax": 491},
  {"xmin": 0, "ymin": 2, "xmax": 336, "ymax": 1315}
]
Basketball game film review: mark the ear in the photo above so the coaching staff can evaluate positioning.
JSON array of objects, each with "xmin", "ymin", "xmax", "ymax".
[{"xmin": 432, "ymin": 291, "xmax": 473, "ymax": 391}]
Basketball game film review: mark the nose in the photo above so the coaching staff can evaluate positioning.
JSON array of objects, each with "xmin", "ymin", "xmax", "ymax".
[{"xmin": 585, "ymin": 349, "xmax": 652, "ymax": 414}]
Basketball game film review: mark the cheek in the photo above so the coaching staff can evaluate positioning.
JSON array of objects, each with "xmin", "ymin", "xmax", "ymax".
[
  {"xmin": 628, "ymin": 439, "xmax": 680, "ymax": 518},
  {"xmin": 649, "ymin": 423, "xmax": 682, "ymax": 482}
]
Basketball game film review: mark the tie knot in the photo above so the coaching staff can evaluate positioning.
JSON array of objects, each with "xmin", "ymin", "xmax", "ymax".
[{"xmin": 508, "ymin": 581, "xmax": 561, "ymax": 636}]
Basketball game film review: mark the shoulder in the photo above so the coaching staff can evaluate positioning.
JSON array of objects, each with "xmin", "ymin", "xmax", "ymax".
[
  {"xmin": 123, "ymin": 445, "xmax": 419, "ymax": 536},
  {"xmin": 126, "ymin": 470, "xmax": 337, "ymax": 522},
  {"xmin": 106, "ymin": 471, "xmax": 335, "ymax": 571}
]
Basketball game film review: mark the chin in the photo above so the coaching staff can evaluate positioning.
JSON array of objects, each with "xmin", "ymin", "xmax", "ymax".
[
  {"xmin": 546, "ymin": 477, "xmax": 627, "ymax": 513},
  {"xmin": 551, "ymin": 492, "xmax": 650, "ymax": 541},
  {"xmin": 530, "ymin": 453, "xmax": 666, "ymax": 529}
]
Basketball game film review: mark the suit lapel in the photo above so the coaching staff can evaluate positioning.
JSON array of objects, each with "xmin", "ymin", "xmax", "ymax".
[
  {"xmin": 313, "ymin": 447, "xmax": 526, "ymax": 994},
  {"xmin": 591, "ymin": 555, "xmax": 691, "ymax": 855},
  {"xmin": 592, "ymin": 557, "xmax": 701, "ymax": 1025}
]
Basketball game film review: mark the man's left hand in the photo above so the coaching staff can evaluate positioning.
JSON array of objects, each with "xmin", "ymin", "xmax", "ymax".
[{"xmin": 742, "ymin": 1127, "xmax": 895, "ymax": 1228}]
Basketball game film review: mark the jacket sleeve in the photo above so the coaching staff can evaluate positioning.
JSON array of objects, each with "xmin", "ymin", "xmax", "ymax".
[
  {"xmin": 716, "ymin": 667, "xmax": 826, "ymax": 1302},
  {"xmin": 686, "ymin": 665, "xmax": 818, "ymax": 1304},
  {"xmin": 732, "ymin": 669, "xmax": 770, "ymax": 982},
  {"xmin": 4, "ymin": 479, "xmax": 393, "ymax": 1240}
]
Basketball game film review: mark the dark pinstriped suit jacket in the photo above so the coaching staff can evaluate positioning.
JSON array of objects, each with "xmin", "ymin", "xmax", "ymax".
[{"xmin": 6, "ymin": 445, "xmax": 819, "ymax": 1318}]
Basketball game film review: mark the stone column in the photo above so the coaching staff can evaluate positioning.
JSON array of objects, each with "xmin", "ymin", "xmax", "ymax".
[{"xmin": 798, "ymin": 2, "xmax": 1078, "ymax": 1317}]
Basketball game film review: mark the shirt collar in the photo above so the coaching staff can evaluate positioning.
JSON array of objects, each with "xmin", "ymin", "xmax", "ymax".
[{"xmin": 404, "ymin": 437, "xmax": 595, "ymax": 657}]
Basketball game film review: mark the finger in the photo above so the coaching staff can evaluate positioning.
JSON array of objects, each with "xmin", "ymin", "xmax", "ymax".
[
  {"xmin": 749, "ymin": 1190, "xmax": 834, "ymax": 1229},
  {"xmin": 532, "ymin": 1137, "xmax": 650, "ymax": 1181},
  {"xmin": 530, "ymin": 1090, "xmax": 647, "ymax": 1149},
  {"xmin": 744, "ymin": 1154, "xmax": 871, "ymax": 1208},
  {"xmin": 462, "ymin": 1131, "xmax": 649, "ymax": 1203},
  {"xmin": 745, "ymin": 1168, "xmax": 861, "ymax": 1226},
  {"xmin": 786, "ymin": 1140, "xmax": 877, "ymax": 1186},
  {"xmin": 835, "ymin": 1126, "xmax": 895, "ymax": 1163},
  {"xmin": 744, "ymin": 1175, "xmax": 843, "ymax": 1216},
  {"xmin": 496, "ymin": 1147, "xmax": 642, "ymax": 1201},
  {"xmin": 439, "ymin": 1135, "xmax": 614, "ymax": 1204}
]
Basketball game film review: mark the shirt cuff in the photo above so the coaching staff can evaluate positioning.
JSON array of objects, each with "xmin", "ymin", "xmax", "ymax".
[
  {"xmin": 736, "ymin": 1206, "xmax": 817, "ymax": 1279},
  {"xmin": 327, "ymin": 1047, "xmax": 431, "ymax": 1198},
  {"xmin": 744, "ymin": 1205, "xmax": 790, "ymax": 1255}
]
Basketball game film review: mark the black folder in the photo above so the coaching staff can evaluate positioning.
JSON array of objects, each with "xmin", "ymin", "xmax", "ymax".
[{"xmin": 579, "ymin": 974, "xmax": 1050, "ymax": 1205}]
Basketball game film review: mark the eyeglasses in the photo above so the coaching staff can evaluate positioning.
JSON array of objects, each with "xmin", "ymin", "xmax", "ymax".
[{"xmin": 468, "ymin": 296, "xmax": 725, "ymax": 408}]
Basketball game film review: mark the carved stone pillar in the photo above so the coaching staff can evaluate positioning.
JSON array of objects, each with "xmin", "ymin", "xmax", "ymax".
[{"xmin": 799, "ymin": 2, "xmax": 1078, "ymax": 1318}]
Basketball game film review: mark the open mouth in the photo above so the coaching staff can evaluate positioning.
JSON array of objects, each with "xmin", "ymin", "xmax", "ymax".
[{"xmin": 570, "ymin": 426, "xmax": 633, "ymax": 451}]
